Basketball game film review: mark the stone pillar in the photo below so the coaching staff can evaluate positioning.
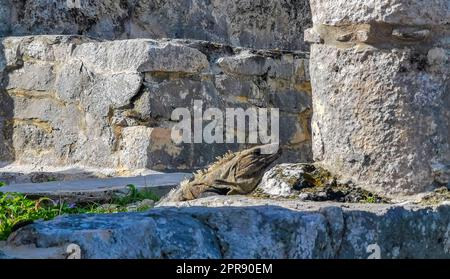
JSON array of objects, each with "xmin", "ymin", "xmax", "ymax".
[{"xmin": 306, "ymin": 0, "xmax": 450, "ymax": 196}]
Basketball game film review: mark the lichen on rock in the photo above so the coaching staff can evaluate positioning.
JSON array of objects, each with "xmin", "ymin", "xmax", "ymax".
[
  {"xmin": 256, "ymin": 163, "xmax": 390, "ymax": 204},
  {"xmin": 420, "ymin": 187, "xmax": 450, "ymax": 206}
]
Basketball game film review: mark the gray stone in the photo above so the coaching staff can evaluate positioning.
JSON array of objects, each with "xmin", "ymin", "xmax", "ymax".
[
  {"xmin": 310, "ymin": 0, "xmax": 450, "ymax": 26},
  {"xmin": 258, "ymin": 164, "xmax": 311, "ymax": 197},
  {"xmin": 72, "ymin": 40, "xmax": 209, "ymax": 74},
  {"xmin": 0, "ymin": 172, "xmax": 192, "ymax": 202},
  {"xmin": 119, "ymin": 126, "xmax": 153, "ymax": 169},
  {"xmin": 2, "ymin": 196, "xmax": 450, "ymax": 259},
  {"xmin": 85, "ymin": 72, "xmax": 143, "ymax": 115},
  {"xmin": 218, "ymin": 51, "xmax": 269, "ymax": 76},
  {"xmin": 304, "ymin": 28, "xmax": 323, "ymax": 44},
  {"xmin": 0, "ymin": 0, "xmax": 10, "ymax": 35},
  {"xmin": 55, "ymin": 59, "xmax": 92, "ymax": 102},
  {"xmin": 307, "ymin": 0, "xmax": 450, "ymax": 196},
  {"xmin": 139, "ymin": 42, "xmax": 210, "ymax": 73},
  {"xmin": 1, "ymin": 35, "xmax": 312, "ymax": 171},
  {"xmin": 428, "ymin": 47, "xmax": 448, "ymax": 69},
  {"xmin": 4, "ymin": 212, "xmax": 221, "ymax": 259},
  {"xmin": 6, "ymin": 62, "xmax": 55, "ymax": 91},
  {"xmin": 71, "ymin": 40, "xmax": 152, "ymax": 72},
  {"xmin": 0, "ymin": 0, "xmax": 312, "ymax": 51},
  {"xmin": 269, "ymin": 90, "xmax": 311, "ymax": 114}
]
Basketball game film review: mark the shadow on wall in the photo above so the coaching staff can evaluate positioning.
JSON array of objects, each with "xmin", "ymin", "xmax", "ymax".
[{"xmin": 0, "ymin": 40, "xmax": 15, "ymax": 166}]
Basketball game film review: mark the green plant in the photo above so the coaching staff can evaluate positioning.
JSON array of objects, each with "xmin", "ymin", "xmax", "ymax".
[
  {"xmin": 362, "ymin": 194, "xmax": 377, "ymax": 204},
  {"xmin": 0, "ymin": 181, "xmax": 6, "ymax": 187},
  {"xmin": 0, "ymin": 185, "xmax": 161, "ymax": 240},
  {"xmin": 113, "ymin": 184, "xmax": 160, "ymax": 206},
  {"xmin": 1, "ymin": 194, "xmax": 59, "ymax": 240}
]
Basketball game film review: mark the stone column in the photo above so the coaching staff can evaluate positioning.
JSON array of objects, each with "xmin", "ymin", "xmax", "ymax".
[{"xmin": 306, "ymin": 0, "xmax": 450, "ymax": 196}]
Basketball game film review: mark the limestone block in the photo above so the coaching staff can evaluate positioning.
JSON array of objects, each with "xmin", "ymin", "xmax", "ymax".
[
  {"xmin": 7, "ymin": 62, "xmax": 55, "ymax": 91},
  {"xmin": 119, "ymin": 126, "xmax": 153, "ymax": 169}
]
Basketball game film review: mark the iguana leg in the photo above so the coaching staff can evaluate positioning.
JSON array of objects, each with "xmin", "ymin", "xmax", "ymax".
[
  {"xmin": 210, "ymin": 180, "xmax": 237, "ymax": 193},
  {"xmin": 227, "ymin": 189, "xmax": 244, "ymax": 195},
  {"xmin": 212, "ymin": 180, "xmax": 248, "ymax": 195}
]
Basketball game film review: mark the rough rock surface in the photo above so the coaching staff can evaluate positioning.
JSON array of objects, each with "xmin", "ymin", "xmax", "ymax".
[
  {"xmin": 2, "ymin": 196, "xmax": 450, "ymax": 259},
  {"xmin": 256, "ymin": 163, "xmax": 389, "ymax": 203},
  {"xmin": 310, "ymin": 0, "xmax": 450, "ymax": 26},
  {"xmin": 0, "ymin": 0, "xmax": 312, "ymax": 51},
  {"xmin": 0, "ymin": 35, "xmax": 312, "ymax": 171},
  {"xmin": 0, "ymin": 163, "xmax": 156, "ymax": 184},
  {"xmin": 258, "ymin": 163, "xmax": 314, "ymax": 197},
  {"xmin": 307, "ymin": 0, "xmax": 450, "ymax": 196}
]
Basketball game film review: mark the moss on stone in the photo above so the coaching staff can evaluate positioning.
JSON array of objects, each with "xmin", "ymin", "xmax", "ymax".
[
  {"xmin": 420, "ymin": 187, "xmax": 450, "ymax": 205},
  {"xmin": 255, "ymin": 163, "xmax": 390, "ymax": 204}
]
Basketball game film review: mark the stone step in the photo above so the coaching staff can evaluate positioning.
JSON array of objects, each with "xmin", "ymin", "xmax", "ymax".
[
  {"xmin": 0, "ymin": 173, "xmax": 192, "ymax": 203},
  {"xmin": 2, "ymin": 196, "xmax": 450, "ymax": 259},
  {"xmin": 0, "ymin": 163, "xmax": 170, "ymax": 184}
]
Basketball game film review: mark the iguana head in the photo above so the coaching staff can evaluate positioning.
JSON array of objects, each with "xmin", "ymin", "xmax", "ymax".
[
  {"xmin": 208, "ymin": 144, "xmax": 282, "ymax": 195},
  {"xmin": 234, "ymin": 144, "xmax": 282, "ymax": 180}
]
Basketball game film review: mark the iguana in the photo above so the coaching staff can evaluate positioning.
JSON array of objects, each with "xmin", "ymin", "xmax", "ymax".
[{"xmin": 159, "ymin": 144, "xmax": 281, "ymax": 203}]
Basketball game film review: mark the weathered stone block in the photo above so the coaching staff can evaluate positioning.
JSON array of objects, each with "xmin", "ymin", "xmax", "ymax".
[
  {"xmin": 7, "ymin": 62, "xmax": 55, "ymax": 91},
  {"xmin": 218, "ymin": 52, "xmax": 269, "ymax": 76},
  {"xmin": 308, "ymin": 0, "xmax": 450, "ymax": 196},
  {"xmin": 2, "ymin": 197, "xmax": 450, "ymax": 259},
  {"xmin": 310, "ymin": 0, "xmax": 450, "ymax": 26},
  {"xmin": 119, "ymin": 126, "xmax": 153, "ymax": 170}
]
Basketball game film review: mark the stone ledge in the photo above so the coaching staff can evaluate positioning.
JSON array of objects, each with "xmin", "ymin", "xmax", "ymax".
[
  {"xmin": 0, "ymin": 172, "xmax": 191, "ymax": 203},
  {"xmin": 2, "ymin": 196, "xmax": 449, "ymax": 259}
]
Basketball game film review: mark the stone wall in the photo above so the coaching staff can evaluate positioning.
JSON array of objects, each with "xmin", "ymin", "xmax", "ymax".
[
  {"xmin": 0, "ymin": 36, "xmax": 312, "ymax": 171},
  {"xmin": 0, "ymin": 0, "xmax": 312, "ymax": 51},
  {"xmin": 307, "ymin": 0, "xmax": 450, "ymax": 196},
  {"xmin": 2, "ymin": 0, "xmax": 448, "ymax": 196}
]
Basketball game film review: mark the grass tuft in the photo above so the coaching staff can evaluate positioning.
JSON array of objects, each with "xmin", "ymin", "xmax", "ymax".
[{"xmin": 0, "ymin": 184, "xmax": 159, "ymax": 240}]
